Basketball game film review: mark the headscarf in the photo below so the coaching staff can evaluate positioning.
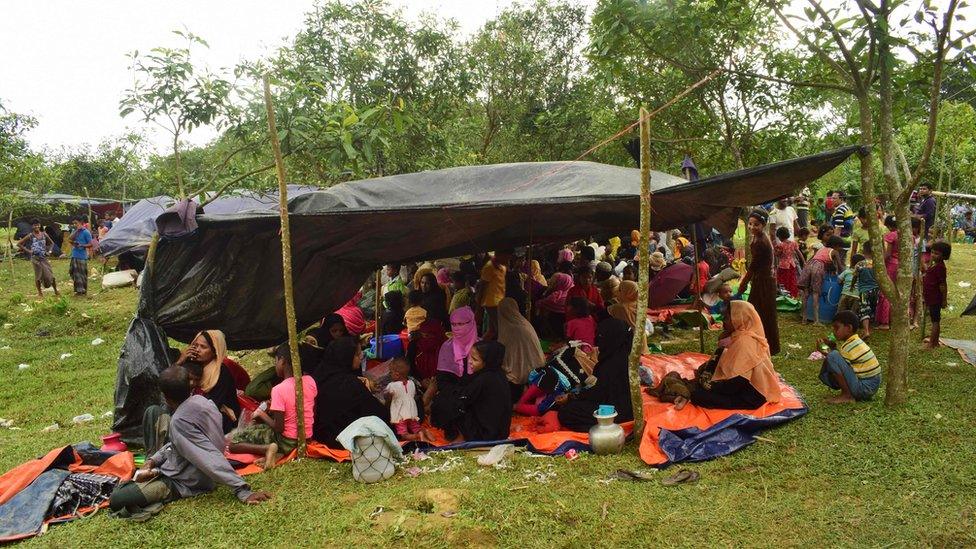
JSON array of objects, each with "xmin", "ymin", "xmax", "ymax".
[
  {"xmin": 335, "ymin": 297, "xmax": 366, "ymax": 335},
  {"xmin": 195, "ymin": 330, "xmax": 227, "ymax": 393},
  {"xmin": 537, "ymin": 272, "xmax": 574, "ymax": 314},
  {"xmin": 381, "ymin": 291, "xmax": 405, "ymax": 334},
  {"xmin": 420, "ymin": 272, "xmax": 450, "ymax": 325},
  {"xmin": 437, "ymin": 306, "xmax": 479, "ymax": 376},
  {"xmin": 472, "ymin": 340, "xmax": 506, "ymax": 373},
  {"xmin": 496, "ymin": 297, "xmax": 545, "ymax": 384},
  {"xmin": 313, "ymin": 336, "xmax": 359, "ymax": 382},
  {"xmin": 313, "ymin": 313, "xmax": 348, "ymax": 349},
  {"xmin": 712, "ymin": 301, "xmax": 782, "ymax": 403},
  {"xmin": 413, "ymin": 264, "xmax": 434, "ymax": 290},
  {"xmin": 530, "ymin": 260, "xmax": 547, "ymax": 287},
  {"xmin": 607, "ymin": 236, "xmax": 621, "ymax": 260},
  {"xmin": 630, "ymin": 229, "xmax": 640, "ymax": 247},
  {"xmin": 558, "ymin": 247, "xmax": 574, "ymax": 264},
  {"xmin": 608, "ymin": 280, "xmax": 639, "ymax": 327},
  {"xmin": 435, "ymin": 268, "xmax": 451, "ymax": 286}
]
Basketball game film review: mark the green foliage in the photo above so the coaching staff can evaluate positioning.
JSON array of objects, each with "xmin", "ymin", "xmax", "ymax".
[{"xmin": 8, "ymin": 292, "xmax": 24, "ymax": 305}]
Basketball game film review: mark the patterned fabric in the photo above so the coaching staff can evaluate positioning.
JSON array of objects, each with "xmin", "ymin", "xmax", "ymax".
[
  {"xmin": 69, "ymin": 258, "xmax": 88, "ymax": 294},
  {"xmin": 839, "ymin": 334, "xmax": 880, "ymax": 378},
  {"xmin": 49, "ymin": 472, "xmax": 119, "ymax": 519}
]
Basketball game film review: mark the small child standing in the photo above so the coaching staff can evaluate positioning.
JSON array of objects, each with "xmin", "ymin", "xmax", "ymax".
[
  {"xmin": 837, "ymin": 253, "xmax": 864, "ymax": 314},
  {"xmin": 796, "ymin": 226, "xmax": 811, "ymax": 262},
  {"xmin": 923, "ymin": 241, "xmax": 951, "ymax": 349},
  {"xmin": 774, "ymin": 226, "xmax": 800, "ymax": 297},
  {"xmin": 564, "ymin": 297, "xmax": 597, "ymax": 345},
  {"xmin": 228, "ymin": 343, "xmax": 317, "ymax": 467},
  {"xmin": 384, "ymin": 358, "xmax": 429, "ymax": 442},
  {"xmin": 817, "ymin": 310, "xmax": 881, "ymax": 404},
  {"xmin": 855, "ymin": 242, "xmax": 879, "ymax": 338},
  {"xmin": 404, "ymin": 290, "xmax": 428, "ymax": 333}
]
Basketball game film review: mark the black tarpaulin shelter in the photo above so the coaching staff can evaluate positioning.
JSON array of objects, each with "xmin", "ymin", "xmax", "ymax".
[{"xmin": 112, "ymin": 146, "xmax": 858, "ymax": 441}]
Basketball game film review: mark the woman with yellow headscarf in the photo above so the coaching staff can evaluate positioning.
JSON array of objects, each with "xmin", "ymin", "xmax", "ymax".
[{"xmin": 176, "ymin": 330, "xmax": 242, "ymax": 433}]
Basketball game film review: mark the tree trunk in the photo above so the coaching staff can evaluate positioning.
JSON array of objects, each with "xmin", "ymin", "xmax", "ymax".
[
  {"xmin": 628, "ymin": 107, "xmax": 652, "ymax": 437},
  {"xmin": 263, "ymin": 77, "xmax": 307, "ymax": 456}
]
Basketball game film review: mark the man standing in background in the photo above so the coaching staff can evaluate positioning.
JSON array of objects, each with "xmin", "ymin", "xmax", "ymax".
[
  {"xmin": 794, "ymin": 187, "xmax": 811, "ymax": 230},
  {"xmin": 68, "ymin": 216, "xmax": 93, "ymax": 296},
  {"xmin": 913, "ymin": 183, "xmax": 937, "ymax": 240}
]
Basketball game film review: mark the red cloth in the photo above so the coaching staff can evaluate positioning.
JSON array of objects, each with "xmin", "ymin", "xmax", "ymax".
[
  {"xmin": 696, "ymin": 260, "xmax": 710, "ymax": 293},
  {"xmin": 223, "ymin": 357, "xmax": 250, "ymax": 391},
  {"xmin": 777, "ymin": 266, "xmax": 799, "ymax": 297},
  {"xmin": 565, "ymin": 284, "xmax": 604, "ymax": 320},
  {"xmin": 335, "ymin": 298, "xmax": 367, "ymax": 335},
  {"xmin": 413, "ymin": 319, "xmax": 446, "ymax": 380},
  {"xmin": 565, "ymin": 316, "xmax": 597, "ymax": 345}
]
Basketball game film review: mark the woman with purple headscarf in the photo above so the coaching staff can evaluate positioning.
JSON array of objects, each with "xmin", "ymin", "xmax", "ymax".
[{"xmin": 423, "ymin": 306, "xmax": 480, "ymax": 442}]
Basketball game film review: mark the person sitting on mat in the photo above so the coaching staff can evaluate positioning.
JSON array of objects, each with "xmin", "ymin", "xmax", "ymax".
[
  {"xmin": 228, "ymin": 343, "xmax": 317, "ymax": 467},
  {"xmin": 312, "ymin": 337, "xmax": 390, "ymax": 448},
  {"xmin": 458, "ymin": 340, "xmax": 512, "ymax": 442},
  {"xmin": 674, "ymin": 300, "xmax": 782, "ymax": 411},
  {"xmin": 110, "ymin": 366, "xmax": 271, "ymax": 515},
  {"xmin": 817, "ymin": 310, "xmax": 881, "ymax": 404}
]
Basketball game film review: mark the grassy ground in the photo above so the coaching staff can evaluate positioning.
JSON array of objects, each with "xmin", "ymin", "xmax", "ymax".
[{"xmin": 2, "ymin": 244, "xmax": 976, "ymax": 548}]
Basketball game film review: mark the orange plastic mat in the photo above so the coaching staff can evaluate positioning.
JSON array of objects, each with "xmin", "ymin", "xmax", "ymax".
[{"xmin": 638, "ymin": 352, "xmax": 807, "ymax": 466}]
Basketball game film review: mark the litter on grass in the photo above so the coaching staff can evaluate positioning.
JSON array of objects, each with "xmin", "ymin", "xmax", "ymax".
[
  {"xmin": 787, "ymin": 343, "xmax": 802, "ymax": 350},
  {"xmin": 72, "ymin": 413, "xmax": 94, "ymax": 424},
  {"xmin": 3, "ymin": 323, "xmax": 12, "ymax": 329},
  {"xmin": 959, "ymin": 281, "xmax": 972, "ymax": 288},
  {"xmin": 41, "ymin": 423, "xmax": 60, "ymax": 432},
  {"xmin": 0, "ymin": 345, "xmax": 10, "ymax": 350},
  {"xmin": 0, "ymin": 418, "xmax": 14, "ymax": 428},
  {"xmin": 59, "ymin": 353, "xmax": 73, "ymax": 360},
  {"xmin": 91, "ymin": 338, "xmax": 105, "ymax": 346},
  {"xmin": 101, "ymin": 411, "xmax": 113, "ymax": 418},
  {"xmin": 17, "ymin": 363, "xmax": 29, "ymax": 370},
  {"xmin": 522, "ymin": 463, "xmax": 557, "ymax": 484},
  {"xmin": 808, "ymin": 351, "xmax": 826, "ymax": 361}
]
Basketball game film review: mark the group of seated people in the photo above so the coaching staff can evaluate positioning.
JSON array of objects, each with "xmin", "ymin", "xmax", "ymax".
[{"xmin": 112, "ymin": 232, "xmax": 880, "ymax": 514}]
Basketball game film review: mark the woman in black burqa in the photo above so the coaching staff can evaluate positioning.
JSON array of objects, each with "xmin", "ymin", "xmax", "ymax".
[
  {"xmin": 557, "ymin": 318, "xmax": 635, "ymax": 432},
  {"xmin": 458, "ymin": 340, "xmax": 512, "ymax": 442},
  {"xmin": 311, "ymin": 337, "xmax": 389, "ymax": 449}
]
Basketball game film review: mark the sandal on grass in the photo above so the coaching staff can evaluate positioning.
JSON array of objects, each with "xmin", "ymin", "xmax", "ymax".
[
  {"xmin": 661, "ymin": 468, "xmax": 700, "ymax": 486},
  {"xmin": 613, "ymin": 469, "xmax": 654, "ymax": 482}
]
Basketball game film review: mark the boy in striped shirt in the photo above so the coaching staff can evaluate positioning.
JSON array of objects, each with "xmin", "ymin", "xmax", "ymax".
[{"xmin": 817, "ymin": 310, "xmax": 881, "ymax": 404}]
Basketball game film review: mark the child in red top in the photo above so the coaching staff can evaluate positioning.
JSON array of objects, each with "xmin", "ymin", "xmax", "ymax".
[
  {"xmin": 774, "ymin": 226, "xmax": 800, "ymax": 297},
  {"xmin": 564, "ymin": 297, "xmax": 597, "ymax": 346},
  {"xmin": 565, "ymin": 267, "xmax": 604, "ymax": 320},
  {"xmin": 922, "ymin": 241, "xmax": 950, "ymax": 350}
]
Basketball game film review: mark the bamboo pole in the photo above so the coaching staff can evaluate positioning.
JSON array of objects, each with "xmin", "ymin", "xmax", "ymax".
[
  {"xmin": 6, "ymin": 211, "xmax": 14, "ymax": 282},
  {"xmin": 627, "ymin": 107, "xmax": 652, "ymax": 438},
  {"xmin": 263, "ymin": 76, "xmax": 307, "ymax": 457},
  {"xmin": 917, "ymin": 217, "xmax": 927, "ymax": 343},
  {"xmin": 374, "ymin": 270, "xmax": 383, "ymax": 361},
  {"xmin": 683, "ymin": 167, "xmax": 705, "ymax": 354}
]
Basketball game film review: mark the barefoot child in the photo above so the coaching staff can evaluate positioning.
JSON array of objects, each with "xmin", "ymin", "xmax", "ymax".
[
  {"xmin": 384, "ymin": 358, "xmax": 430, "ymax": 442},
  {"xmin": 923, "ymin": 241, "xmax": 950, "ymax": 349},
  {"xmin": 228, "ymin": 343, "xmax": 317, "ymax": 467},
  {"xmin": 817, "ymin": 310, "xmax": 881, "ymax": 404},
  {"xmin": 17, "ymin": 219, "xmax": 60, "ymax": 299},
  {"xmin": 855, "ymin": 243, "xmax": 879, "ymax": 338},
  {"xmin": 773, "ymin": 226, "xmax": 800, "ymax": 297},
  {"xmin": 837, "ymin": 254, "xmax": 864, "ymax": 314}
]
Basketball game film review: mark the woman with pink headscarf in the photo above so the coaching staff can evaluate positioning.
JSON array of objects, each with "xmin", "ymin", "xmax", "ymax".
[
  {"xmin": 335, "ymin": 295, "xmax": 367, "ymax": 336},
  {"xmin": 424, "ymin": 307, "xmax": 479, "ymax": 442},
  {"xmin": 534, "ymin": 272, "xmax": 574, "ymax": 339}
]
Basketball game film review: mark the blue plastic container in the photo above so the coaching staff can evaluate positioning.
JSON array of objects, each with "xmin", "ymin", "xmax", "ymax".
[
  {"xmin": 804, "ymin": 273, "xmax": 841, "ymax": 322},
  {"xmin": 368, "ymin": 334, "xmax": 404, "ymax": 359}
]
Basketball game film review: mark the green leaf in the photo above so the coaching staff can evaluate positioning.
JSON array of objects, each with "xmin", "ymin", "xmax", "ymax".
[{"xmin": 343, "ymin": 112, "xmax": 359, "ymax": 126}]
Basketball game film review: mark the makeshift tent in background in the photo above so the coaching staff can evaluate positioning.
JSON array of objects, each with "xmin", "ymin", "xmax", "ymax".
[
  {"xmin": 99, "ymin": 186, "xmax": 318, "ymax": 257},
  {"xmin": 10, "ymin": 193, "xmax": 124, "ymax": 238},
  {"xmin": 113, "ymin": 147, "xmax": 858, "ymax": 441}
]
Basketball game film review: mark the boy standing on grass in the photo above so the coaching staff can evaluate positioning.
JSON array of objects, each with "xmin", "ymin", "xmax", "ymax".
[
  {"xmin": 68, "ymin": 216, "xmax": 93, "ymax": 296},
  {"xmin": 855, "ymin": 243, "xmax": 879, "ymax": 338},
  {"xmin": 923, "ymin": 241, "xmax": 951, "ymax": 350},
  {"xmin": 229, "ymin": 343, "xmax": 317, "ymax": 467},
  {"xmin": 817, "ymin": 311, "xmax": 881, "ymax": 404}
]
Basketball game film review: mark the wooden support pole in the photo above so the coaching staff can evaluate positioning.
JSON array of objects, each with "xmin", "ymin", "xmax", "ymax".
[
  {"xmin": 917, "ymin": 217, "xmax": 927, "ymax": 343},
  {"xmin": 263, "ymin": 76, "xmax": 307, "ymax": 457},
  {"xmin": 627, "ymin": 107, "xmax": 652, "ymax": 438},
  {"xmin": 6, "ymin": 211, "xmax": 14, "ymax": 282},
  {"xmin": 683, "ymin": 166, "xmax": 705, "ymax": 354},
  {"xmin": 374, "ymin": 269, "xmax": 383, "ymax": 360}
]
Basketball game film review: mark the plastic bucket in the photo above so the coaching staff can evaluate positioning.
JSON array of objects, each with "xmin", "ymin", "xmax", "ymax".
[{"xmin": 369, "ymin": 334, "xmax": 404, "ymax": 359}]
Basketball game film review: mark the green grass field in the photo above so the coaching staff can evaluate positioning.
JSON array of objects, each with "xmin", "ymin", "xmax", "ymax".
[{"xmin": 2, "ymin": 245, "xmax": 976, "ymax": 547}]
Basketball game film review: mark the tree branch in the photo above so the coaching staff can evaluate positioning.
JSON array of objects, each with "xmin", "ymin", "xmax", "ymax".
[
  {"xmin": 807, "ymin": 0, "xmax": 866, "ymax": 93},
  {"xmin": 767, "ymin": 1, "xmax": 857, "ymax": 91},
  {"xmin": 898, "ymin": 0, "xmax": 958, "ymax": 203},
  {"xmin": 196, "ymin": 157, "xmax": 285, "ymax": 207}
]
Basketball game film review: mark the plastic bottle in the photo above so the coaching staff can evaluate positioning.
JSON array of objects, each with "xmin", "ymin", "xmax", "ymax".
[{"xmin": 72, "ymin": 413, "xmax": 94, "ymax": 424}]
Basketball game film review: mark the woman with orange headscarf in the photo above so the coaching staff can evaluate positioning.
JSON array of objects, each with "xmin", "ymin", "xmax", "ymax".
[{"xmin": 682, "ymin": 301, "xmax": 782, "ymax": 410}]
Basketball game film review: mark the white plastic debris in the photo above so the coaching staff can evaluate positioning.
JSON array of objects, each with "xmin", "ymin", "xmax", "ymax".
[
  {"xmin": 0, "ymin": 345, "xmax": 10, "ymax": 350},
  {"xmin": 946, "ymin": 362, "xmax": 959, "ymax": 367},
  {"xmin": 959, "ymin": 281, "xmax": 972, "ymax": 288},
  {"xmin": 934, "ymin": 413, "xmax": 943, "ymax": 420},
  {"xmin": 478, "ymin": 444, "xmax": 515, "ymax": 467},
  {"xmin": 17, "ymin": 363, "xmax": 29, "ymax": 370},
  {"xmin": 91, "ymin": 337, "xmax": 105, "ymax": 346},
  {"xmin": 3, "ymin": 323, "xmax": 12, "ymax": 329},
  {"xmin": 101, "ymin": 411, "xmax": 113, "ymax": 418},
  {"xmin": 60, "ymin": 353, "xmax": 73, "ymax": 360},
  {"xmin": 787, "ymin": 343, "xmax": 802, "ymax": 350},
  {"xmin": 72, "ymin": 413, "xmax": 94, "ymax": 424},
  {"xmin": 0, "ymin": 418, "xmax": 14, "ymax": 429},
  {"xmin": 42, "ymin": 423, "xmax": 60, "ymax": 432}
]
